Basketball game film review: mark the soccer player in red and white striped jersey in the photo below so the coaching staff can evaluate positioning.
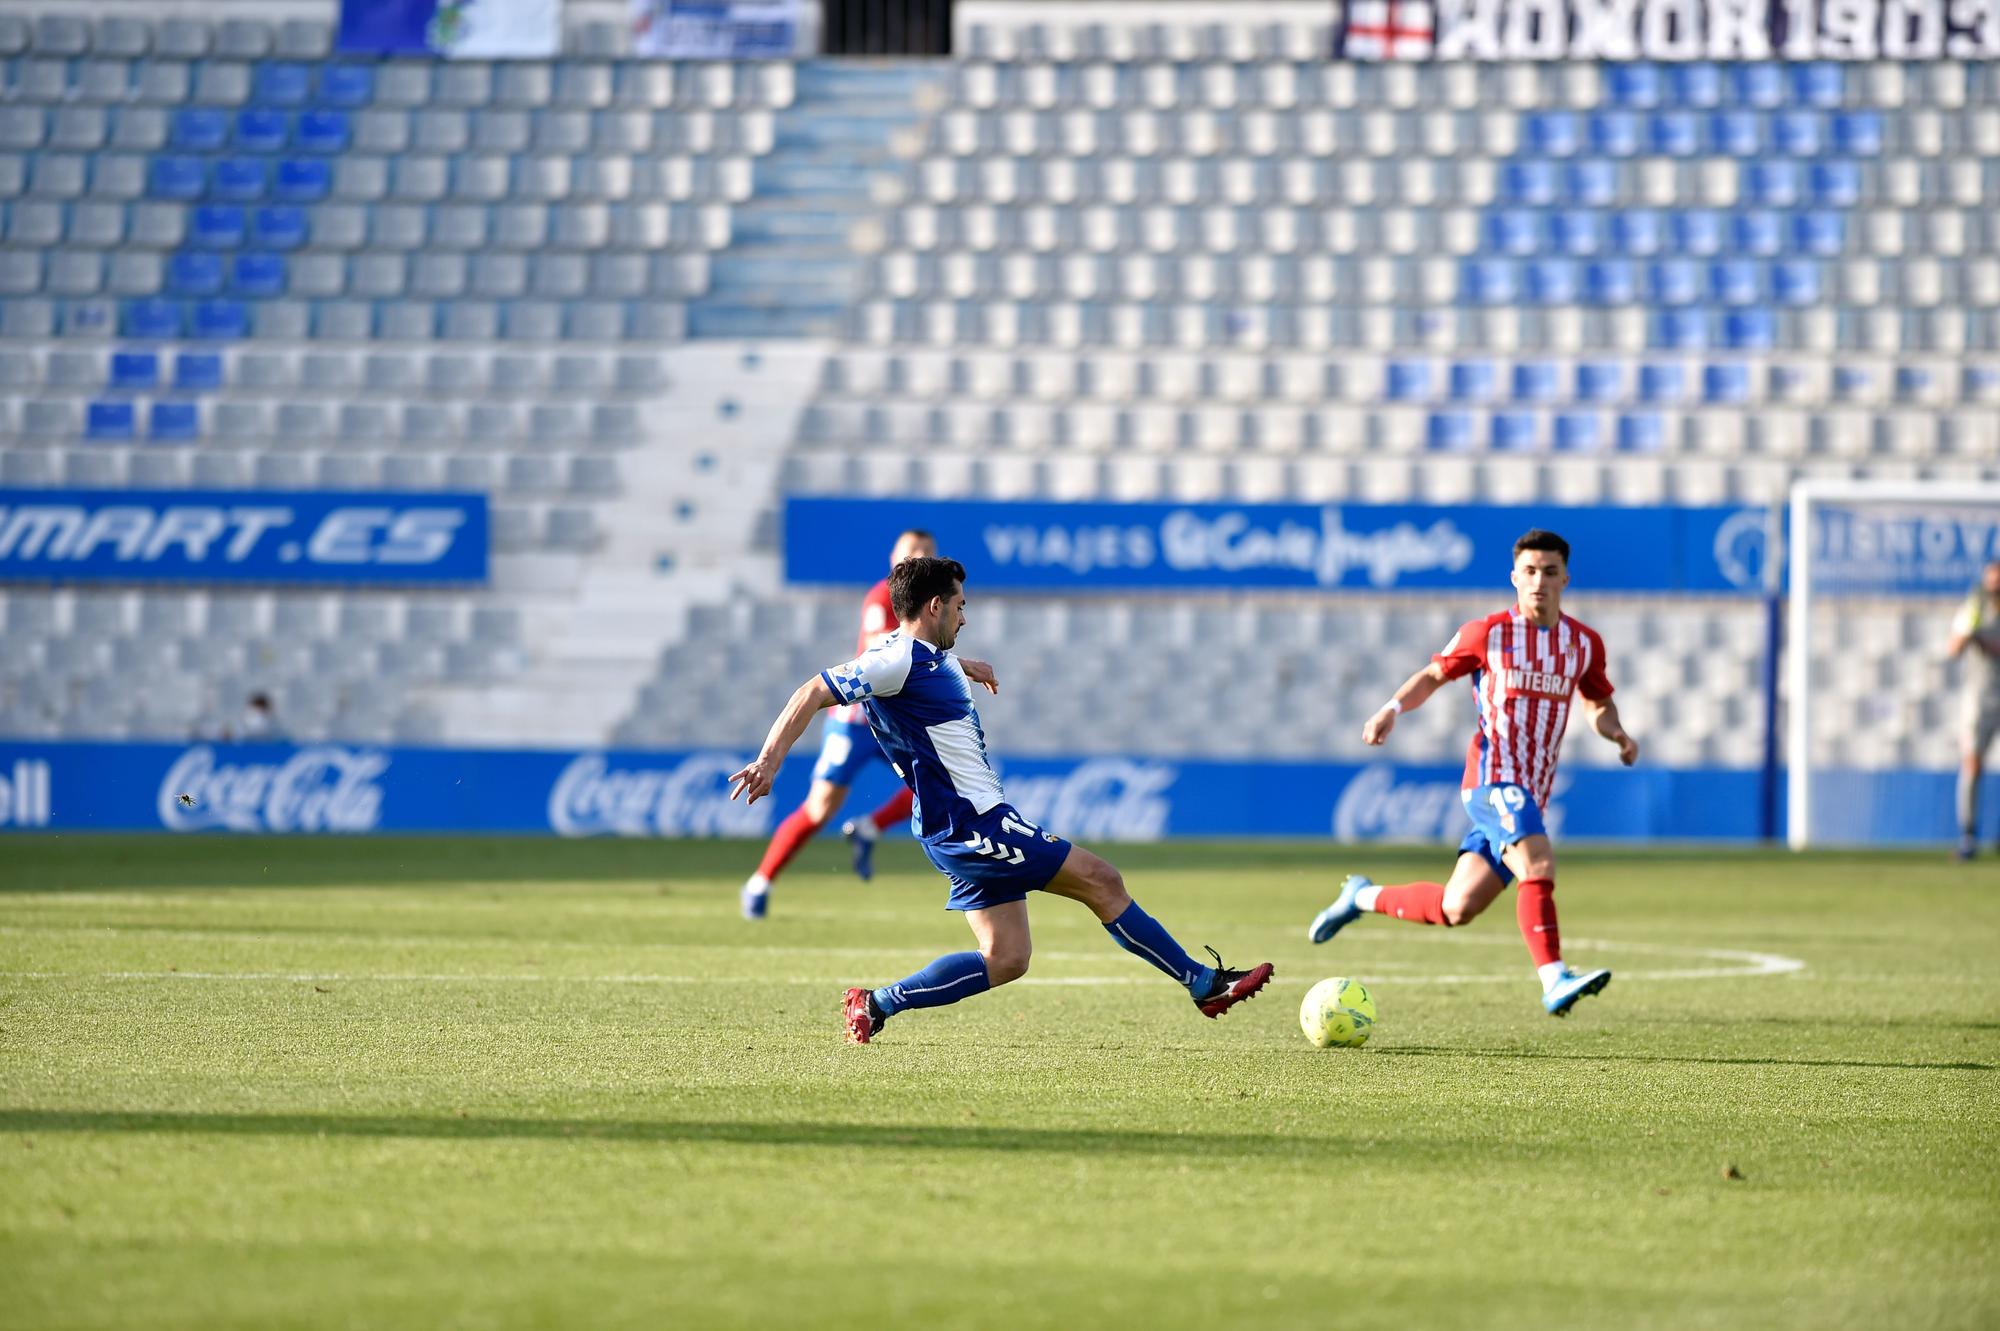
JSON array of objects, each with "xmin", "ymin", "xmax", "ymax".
[{"xmin": 1307, "ymin": 529, "xmax": 1641, "ymax": 1016}]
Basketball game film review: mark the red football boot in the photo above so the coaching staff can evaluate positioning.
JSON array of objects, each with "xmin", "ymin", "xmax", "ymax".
[
  {"xmin": 1194, "ymin": 949, "xmax": 1274, "ymax": 1019},
  {"xmin": 843, "ymin": 987, "xmax": 884, "ymax": 1044}
]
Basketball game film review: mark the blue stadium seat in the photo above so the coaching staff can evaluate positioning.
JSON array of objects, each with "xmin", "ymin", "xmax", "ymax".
[
  {"xmin": 1386, "ymin": 360, "xmax": 1432, "ymax": 401},
  {"xmin": 1500, "ymin": 161, "xmax": 1556, "ymax": 207},
  {"xmin": 1772, "ymin": 260, "xmax": 1821, "ymax": 305},
  {"xmin": 1671, "ymin": 210, "xmax": 1722, "ymax": 256},
  {"xmin": 191, "ymin": 205, "xmax": 245, "ymax": 249},
  {"xmin": 275, "ymin": 159, "xmax": 329, "ymax": 202},
  {"xmin": 149, "ymin": 156, "xmax": 205, "ymax": 200},
  {"xmin": 1616, "ymin": 414, "xmax": 1664, "ymax": 452},
  {"xmin": 213, "ymin": 158, "xmax": 268, "ymax": 202},
  {"xmin": 236, "ymin": 108, "xmax": 288, "ymax": 153},
  {"xmin": 1647, "ymin": 260, "xmax": 1698, "ymax": 305},
  {"xmin": 1589, "ymin": 112, "xmax": 1639, "ymax": 158},
  {"xmin": 1703, "ymin": 363, "xmax": 1752, "ymax": 403},
  {"xmin": 174, "ymin": 352, "xmax": 223, "ymax": 390},
  {"xmin": 233, "ymin": 253, "xmax": 285, "ymax": 296},
  {"xmin": 1576, "ymin": 362, "xmax": 1622, "ymax": 402},
  {"xmin": 1773, "ymin": 111, "xmax": 1821, "ymax": 156},
  {"xmin": 1491, "ymin": 412, "xmax": 1538, "ymax": 450},
  {"xmin": 1448, "ymin": 361, "xmax": 1496, "ymax": 402},
  {"xmin": 1833, "ymin": 366, "xmax": 1874, "ymax": 400},
  {"xmin": 109, "ymin": 350, "xmax": 158, "ymax": 390},
  {"xmin": 255, "ymin": 63, "xmax": 312, "ymax": 107},
  {"xmin": 1709, "ymin": 111, "xmax": 1760, "ymax": 156},
  {"xmin": 1613, "ymin": 211, "xmax": 1662, "ymax": 256},
  {"xmin": 1639, "ymin": 364, "xmax": 1688, "ymax": 403},
  {"xmin": 1460, "ymin": 259, "xmax": 1517, "ymax": 305},
  {"xmin": 1794, "ymin": 211, "xmax": 1845, "ymax": 256},
  {"xmin": 1526, "ymin": 113, "xmax": 1580, "ymax": 157},
  {"xmin": 1894, "ymin": 366, "xmax": 1932, "ymax": 402},
  {"xmin": 1426, "ymin": 411, "xmax": 1475, "ymax": 451},
  {"xmin": 1734, "ymin": 64, "xmax": 1783, "ymax": 108},
  {"xmin": 297, "ymin": 110, "xmax": 349, "ymax": 153},
  {"xmin": 87, "ymin": 400, "xmax": 135, "ymax": 440},
  {"xmin": 1832, "ymin": 111, "xmax": 1882, "ymax": 157},
  {"xmin": 172, "ymin": 107, "xmax": 228, "ymax": 152},
  {"xmin": 1512, "ymin": 362, "xmax": 1561, "ymax": 403},
  {"xmin": 1584, "ymin": 260, "xmax": 1635, "ymax": 305},
  {"xmin": 1553, "ymin": 412, "xmax": 1600, "ymax": 451},
  {"xmin": 1565, "ymin": 160, "xmax": 1617, "ymax": 207},
  {"xmin": 1606, "ymin": 64, "xmax": 1661, "ymax": 109},
  {"xmin": 1746, "ymin": 161, "xmax": 1799, "ymax": 207},
  {"xmin": 1710, "ymin": 260, "xmax": 1759, "ymax": 305},
  {"xmin": 168, "ymin": 252, "xmax": 224, "ymax": 296},
  {"xmin": 1808, "ymin": 161, "xmax": 1859, "ymax": 207},
  {"xmin": 318, "ymin": 65, "xmax": 374, "ymax": 107},
  {"xmin": 192, "ymin": 299, "xmax": 249, "ymax": 339},
  {"xmin": 1654, "ymin": 310, "xmax": 1708, "ymax": 350},
  {"xmin": 252, "ymin": 205, "xmax": 308, "ymax": 250},
  {"xmin": 1732, "ymin": 211, "xmax": 1782, "ymax": 256},
  {"xmin": 1552, "ymin": 210, "xmax": 1604, "ymax": 257},
  {"xmin": 1485, "ymin": 210, "xmax": 1538, "ymax": 256},
  {"xmin": 1792, "ymin": 63, "xmax": 1843, "ymax": 108},
  {"xmin": 1525, "ymin": 261, "xmax": 1576, "ymax": 305},
  {"xmin": 149, "ymin": 400, "xmax": 199, "ymax": 441},
  {"xmin": 124, "ymin": 299, "xmax": 182, "ymax": 339},
  {"xmin": 1722, "ymin": 309, "xmax": 1774, "ymax": 350},
  {"xmin": 1650, "ymin": 112, "xmax": 1699, "ymax": 157},
  {"xmin": 1670, "ymin": 63, "xmax": 1723, "ymax": 108}
]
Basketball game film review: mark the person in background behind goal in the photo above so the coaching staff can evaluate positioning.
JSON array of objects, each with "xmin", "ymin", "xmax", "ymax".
[
  {"xmin": 1947, "ymin": 560, "xmax": 2000, "ymax": 861},
  {"xmin": 740, "ymin": 529, "xmax": 937, "ymax": 920},
  {"xmin": 1304, "ymin": 529, "xmax": 1640, "ymax": 1017}
]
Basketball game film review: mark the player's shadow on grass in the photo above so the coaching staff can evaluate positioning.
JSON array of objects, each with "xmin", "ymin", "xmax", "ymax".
[
  {"xmin": 0, "ymin": 1109, "xmax": 1363, "ymax": 1158},
  {"xmin": 1377, "ymin": 1047, "xmax": 1994, "ymax": 1073}
]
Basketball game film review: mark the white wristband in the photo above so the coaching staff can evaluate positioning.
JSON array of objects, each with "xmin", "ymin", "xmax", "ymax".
[{"xmin": 1380, "ymin": 699, "xmax": 1403, "ymax": 716}]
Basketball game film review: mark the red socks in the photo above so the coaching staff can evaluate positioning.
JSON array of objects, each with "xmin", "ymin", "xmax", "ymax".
[
  {"xmin": 1371, "ymin": 881, "xmax": 1450, "ymax": 926},
  {"xmin": 869, "ymin": 787, "xmax": 914, "ymax": 833},
  {"xmin": 754, "ymin": 807, "xmax": 824, "ymax": 881},
  {"xmin": 1516, "ymin": 877, "xmax": 1562, "ymax": 968}
]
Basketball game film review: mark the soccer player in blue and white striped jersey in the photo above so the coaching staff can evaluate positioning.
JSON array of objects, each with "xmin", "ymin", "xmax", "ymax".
[{"xmin": 729, "ymin": 556, "xmax": 1272, "ymax": 1043}]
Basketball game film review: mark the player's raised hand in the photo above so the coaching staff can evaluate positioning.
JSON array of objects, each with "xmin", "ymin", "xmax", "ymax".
[
  {"xmin": 1616, "ymin": 732, "xmax": 1640, "ymax": 766},
  {"xmin": 1362, "ymin": 706, "xmax": 1397, "ymax": 746},
  {"xmin": 728, "ymin": 756, "xmax": 778, "ymax": 804},
  {"xmin": 958, "ymin": 657, "xmax": 1000, "ymax": 695}
]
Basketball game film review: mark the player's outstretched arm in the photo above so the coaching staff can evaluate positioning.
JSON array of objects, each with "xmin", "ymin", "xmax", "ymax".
[
  {"xmin": 1363, "ymin": 663, "xmax": 1449, "ymax": 745},
  {"xmin": 1585, "ymin": 696, "xmax": 1640, "ymax": 766},
  {"xmin": 729, "ymin": 675, "xmax": 839, "ymax": 803}
]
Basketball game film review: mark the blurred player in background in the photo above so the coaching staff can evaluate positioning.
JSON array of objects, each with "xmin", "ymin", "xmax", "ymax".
[
  {"xmin": 1947, "ymin": 560, "xmax": 2000, "ymax": 861},
  {"xmin": 729, "ymin": 556, "xmax": 1273, "ymax": 1043},
  {"xmin": 1306, "ymin": 530, "xmax": 1639, "ymax": 1017},
  {"xmin": 740, "ymin": 529, "xmax": 935, "ymax": 919}
]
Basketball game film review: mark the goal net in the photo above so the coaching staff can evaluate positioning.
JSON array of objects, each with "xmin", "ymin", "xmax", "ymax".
[{"xmin": 1787, "ymin": 479, "xmax": 2000, "ymax": 850}]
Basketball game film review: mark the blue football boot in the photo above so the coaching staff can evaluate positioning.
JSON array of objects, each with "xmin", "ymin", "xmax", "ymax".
[
  {"xmin": 740, "ymin": 879, "xmax": 769, "ymax": 921},
  {"xmin": 1541, "ymin": 966, "xmax": 1612, "ymax": 1016},
  {"xmin": 1308, "ymin": 874, "xmax": 1371, "ymax": 944}
]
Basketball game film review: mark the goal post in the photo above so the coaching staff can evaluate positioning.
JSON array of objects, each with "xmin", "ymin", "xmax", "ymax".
[{"xmin": 1786, "ymin": 478, "xmax": 2000, "ymax": 850}]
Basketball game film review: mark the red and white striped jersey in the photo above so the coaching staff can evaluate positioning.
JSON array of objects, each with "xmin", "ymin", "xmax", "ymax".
[
  {"xmin": 1432, "ymin": 609, "xmax": 1615, "ymax": 807},
  {"xmin": 833, "ymin": 578, "xmax": 897, "ymax": 724}
]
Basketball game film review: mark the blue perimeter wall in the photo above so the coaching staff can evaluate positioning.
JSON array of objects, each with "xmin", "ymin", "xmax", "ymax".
[{"xmin": 0, "ymin": 741, "xmax": 1975, "ymax": 845}]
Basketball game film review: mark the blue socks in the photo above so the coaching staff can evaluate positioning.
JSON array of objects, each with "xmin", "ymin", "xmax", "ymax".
[
  {"xmin": 1104, "ymin": 901, "xmax": 1215, "ymax": 998},
  {"xmin": 873, "ymin": 951, "xmax": 990, "ymax": 1017}
]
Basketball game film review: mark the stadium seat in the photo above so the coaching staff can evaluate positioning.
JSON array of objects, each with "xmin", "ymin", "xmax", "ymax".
[
  {"xmin": 1491, "ymin": 412, "xmax": 1538, "ymax": 450},
  {"xmin": 167, "ymin": 252, "xmax": 224, "ymax": 297},
  {"xmin": 1616, "ymin": 413, "xmax": 1665, "ymax": 451},
  {"xmin": 1512, "ymin": 362, "xmax": 1561, "ymax": 403},
  {"xmin": 191, "ymin": 299, "xmax": 248, "ymax": 339},
  {"xmin": 1585, "ymin": 260, "xmax": 1636, "ymax": 306},
  {"xmin": 232, "ymin": 253, "xmax": 285, "ymax": 297},
  {"xmin": 173, "ymin": 352, "xmax": 222, "ymax": 390},
  {"xmin": 149, "ymin": 400, "xmax": 199, "ymax": 441},
  {"xmin": 108, "ymin": 350, "xmax": 157, "ymax": 390},
  {"xmin": 236, "ymin": 108, "xmax": 288, "ymax": 153},
  {"xmin": 1589, "ymin": 112, "xmax": 1639, "ymax": 157},
  {"xmin": 172, "ymin": 107, "xmax": 228, "ymax": 152},
  {"xmin": 1576, "ymin": 362, "xmax": 1622, "ymax": 402},
  {"xmin": 86, "ymin": 399, "xmax": 135, "ymax": 440},
  {"xmin": 191, "ymin": 206, "xmax": 246, "ymax": 250},
  {"xmin": 213, "ymin": 158, "xmax": 267, "ymax": 202},
  {"xmin": 1703, "ymin": 363, "xmax": 1752, "ymax": 404},
  {"xmin": 1552, "ymin": 412, "xmax": 1601, "ymax": 451},
  {"xmin": 252, "ymin": 206, "xmax": 308, "ymax": 250},
  {"xmin": 124, "ymin": 298, "xmax": 181, "ymax": 339},
  {"xmin": 148, "ymin": 156, "xmax": 204, "ymax": 200},
  {"xmin": 319, "ymin": 65, "xmax": 373, "ymax": 108},
  {"xmin": 1639, "ymin": 363, "xmax": 1687, "ymax": 403},
  {"xmin": 255, "ymin": 63, "xmax": 312, "ymax": 107},
  {"xmin": 1425, "ymin": 410, "xmax": 1475, "ymax": 451},
  {"xmin": 275, "ymin": 159, "xmax": 330, "ymax": 201}
]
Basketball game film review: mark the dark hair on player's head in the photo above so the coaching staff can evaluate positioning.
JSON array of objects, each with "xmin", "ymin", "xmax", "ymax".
[
  {"xmin": 890, "ymin": 555, "xmax": 967, "ymax": 621},
  {"xmin": 1513, "ymin": 529, "xmax": 1571, "ymax": 564}
]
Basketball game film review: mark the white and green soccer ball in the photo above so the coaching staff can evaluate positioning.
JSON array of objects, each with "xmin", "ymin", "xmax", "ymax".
[{"xmin": 1300, "ymin": 977, "xmax": 1376, "ymax": 1049}]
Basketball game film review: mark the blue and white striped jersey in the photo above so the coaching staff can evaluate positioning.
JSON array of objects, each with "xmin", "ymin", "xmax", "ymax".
[{"xmin": 821, "ymin": 631, "xmax": 1003, "ymax": 841}]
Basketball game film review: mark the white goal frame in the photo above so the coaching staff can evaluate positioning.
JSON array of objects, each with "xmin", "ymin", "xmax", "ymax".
[{"xmin": 1786, "ymin": 478, "xmax": 2000, "ymax": 850}]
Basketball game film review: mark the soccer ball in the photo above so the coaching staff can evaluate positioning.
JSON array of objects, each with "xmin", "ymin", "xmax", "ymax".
[{"xmin": 1300, "ymin": 977, "xmax": 1376, "ymax": 1049}]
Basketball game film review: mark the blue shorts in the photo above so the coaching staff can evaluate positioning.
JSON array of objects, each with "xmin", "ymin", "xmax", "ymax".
[
  {"xmin": 810, "ymin": 717, "xmax": 888, "ymax": 787},
  {"xmin": 925, "ymin": 803, "xmax": 1073, "ymax": 912},
  {"xmin": 1458, "ymin": 783, "xmax": 1547, "ymax": 887}
]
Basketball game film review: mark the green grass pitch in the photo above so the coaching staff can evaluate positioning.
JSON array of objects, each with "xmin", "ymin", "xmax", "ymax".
[{"xmin": 2, "ymin": 835, "xmax": 1995, "ymax": 1330}]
